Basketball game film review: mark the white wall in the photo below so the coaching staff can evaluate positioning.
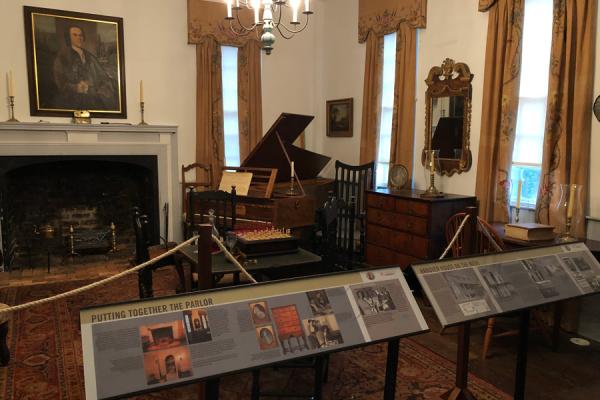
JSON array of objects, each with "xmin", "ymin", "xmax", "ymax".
[
  {"xmin": 0, "ymin": 0, "xmax": 198, "ymax": 170},
  {"xmin": 312, "ymin": 0, "xmax": 365, "ymax": 177},
  {"xmin": 412, "ymin": 1, "xmax": 488, "ymax": 195}
]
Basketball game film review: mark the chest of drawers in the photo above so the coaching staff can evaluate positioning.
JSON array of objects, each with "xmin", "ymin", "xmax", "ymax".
[{"xmin": 365, "ymin": 188, "xmax": 476, "ymax": 268}]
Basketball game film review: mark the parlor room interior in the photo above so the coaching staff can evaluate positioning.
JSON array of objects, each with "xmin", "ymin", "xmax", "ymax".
[{"xmin": 1, "ymin": 0, "xmax": 600, "ymax": 399}]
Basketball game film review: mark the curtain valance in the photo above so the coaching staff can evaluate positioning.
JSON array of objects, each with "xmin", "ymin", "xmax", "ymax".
[
  {"xmin": 188, "ymin": 0, "xmax": 259, "ymax": 46},
  {"xmin": 478, "ymin": 0, "xmax": 498, "ymax": 12},
  {"xmin": 358, "ymin": 0, "xmax": 427, "ymax": 43}
]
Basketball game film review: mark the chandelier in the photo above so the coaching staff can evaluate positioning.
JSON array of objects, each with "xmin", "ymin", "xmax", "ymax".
[{"xmin": 224, "ymin": 0, "xmax": 313, "ymax": 55}]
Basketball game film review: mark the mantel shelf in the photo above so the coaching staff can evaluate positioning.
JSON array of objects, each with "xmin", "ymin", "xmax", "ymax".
[{"xmin": 0, "ymin": 121, "xmax": 177, "ymax": 134}]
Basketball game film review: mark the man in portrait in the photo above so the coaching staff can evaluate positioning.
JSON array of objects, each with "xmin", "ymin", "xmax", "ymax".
[{"xmin": 53, "ymin": 25, "xmax": 117, "ymax": 110}]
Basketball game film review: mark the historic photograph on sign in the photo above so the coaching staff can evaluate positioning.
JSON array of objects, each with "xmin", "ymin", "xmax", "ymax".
[
  {"xmin": 326, "ymin": 98, "xmax": 353, "ymax": 137},
  {"xmin": 271, "ymin": 305, "xmax": 309, "ymax": 354},
  {"xmin": 303, "ymin": 315, "xmax": 344, "ymax": 349},
  {"xmin": 306, "ymin": 290, "xmax": 333, "ymax": 316},
  {"xmin": 143, "ymin": 347, "xmax": 193, "ymax": 385},
  {"xmin": 352, "ymin": 286, "xmax": 396, "ymax": 316},
  {"xmin": 24, "ymin": 6, "xmax": 126, "ymax": 117},
  {"xmin": 182, "ymin": 308, "xmax": 212, "ymax": 344},
  {"xmin": 139, "ymin": 321, "xmax": 187, "ymax": 353}
]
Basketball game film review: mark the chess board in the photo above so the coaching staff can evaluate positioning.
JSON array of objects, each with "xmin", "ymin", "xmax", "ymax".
[{"xmin": 234, "ymin": 228, "xmax": 299, "ymax": 257}]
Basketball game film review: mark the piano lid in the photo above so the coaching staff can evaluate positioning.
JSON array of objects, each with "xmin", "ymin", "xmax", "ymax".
[{"xmin": 241, "ymin": 113, "xmax": 331, "ymax": 182}]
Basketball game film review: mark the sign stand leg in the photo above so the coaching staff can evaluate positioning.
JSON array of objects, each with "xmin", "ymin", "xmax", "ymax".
[
  {"xmin": 383, "ymin": 338, "xmax": 400, "ymax": 400},
  {"xmin": 442, "ymin": 322, "xmax": 476, "ymax": 400},
  {"xmin": 514, "ymin": 309, "xmax": 530, "ymax": 400}
]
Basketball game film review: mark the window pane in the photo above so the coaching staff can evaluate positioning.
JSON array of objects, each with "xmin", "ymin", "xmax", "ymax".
[
  {"xmin": 376, "ymin": 33, "xmax": 397, "ymax": 187},
  {"xmin": 510, "ymin": 0, "xmax": 552, "ymax": 205},
  {"xmin": 510, "ymin": 165, "xmax": 542, "ymax": 207},
  {"xmin": 221, "ymin": 46, "xmax": 240, "ymax": 167}
]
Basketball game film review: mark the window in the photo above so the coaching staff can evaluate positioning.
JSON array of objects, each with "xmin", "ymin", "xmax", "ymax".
[
  {"xmin": 221, "ymin": 46, "xmax": 240, "ymax": 167},
  {"xmin": 510, "ymin": 0, "xmax": 553, "ymax": 207},
  {"xmin": 375, "ymin": 33, "xmax": 397, "ymax": 188}
]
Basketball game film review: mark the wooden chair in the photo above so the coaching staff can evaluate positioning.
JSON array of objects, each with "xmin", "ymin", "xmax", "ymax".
[
  {"xmin": 445, "ymin": 212, "xmax": 507, "ymax": 360},
  {"xmin": 185, "ymin": 188, "xmax": 237, "ymax": 239},
  {"xmin": 132, "ymin": 207, "xmax": 185, "ymax": 298},
  {"xmin": 315, "ymin": 195, "xmax": 359, "ymax": 271},
  {"xmin": 333, "ymin": 161, "xmax": 375, "ymax": 260},
  {"xmin": 181, "ymin": 163, "xmax": 213, "ymax": 235}
]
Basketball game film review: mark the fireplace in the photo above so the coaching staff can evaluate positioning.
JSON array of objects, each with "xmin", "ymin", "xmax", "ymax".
[{"xmin": 0, "ymin": 155, "xmax": 159, "ymax": 269}]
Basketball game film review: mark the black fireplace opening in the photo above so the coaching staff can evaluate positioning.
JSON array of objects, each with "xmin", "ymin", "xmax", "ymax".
[{"xmin": 0, "ymin": 155, "xmax": 159, "ymax": 269}]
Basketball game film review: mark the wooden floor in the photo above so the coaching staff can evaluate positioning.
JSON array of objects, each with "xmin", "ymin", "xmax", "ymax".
[{"xmin": 415, "ymin": 304, "xmax": 600, "ymax": 400}]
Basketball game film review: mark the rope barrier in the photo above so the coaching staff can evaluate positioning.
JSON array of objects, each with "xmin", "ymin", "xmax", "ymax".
[
  {"xmin": 0, "ymin": 236, "xmax": 199, "ymax": 316},
  {"xmin": 438, "ymin": 214, "xmax": 471, "ymax": 260},
  {"xmin": 0, "ymin": 231, "xmax": 264, "ymax": 316},
  {"xmin": 211, "ymin": 235, "xmax": 258, "ymax": 284}
]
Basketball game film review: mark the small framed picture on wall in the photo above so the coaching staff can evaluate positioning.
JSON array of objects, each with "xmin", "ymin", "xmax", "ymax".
[{"xmin": 326, "ymin": 98, "xmax": 353, "ymax": 137}]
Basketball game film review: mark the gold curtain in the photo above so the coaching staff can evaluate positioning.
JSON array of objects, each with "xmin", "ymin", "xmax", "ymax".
[
  {"xmin": 475, "ymin": 0, "xmax": 525, "ymax": 223},
  {"xmin": 535, "ymin": 0, "xmax": 597, "ymax": 238},
  {"xmin": 196, "ymin": 38, "xmax": 224, "ymax": 187},
  {"xmin": 188, "ymin": 0, "xmax": 263, "ymax": 171},
  {"xmin": 359, "ymin": 33, "xmax": 384, "ymax": 164},
  {"xmin": 389, "ymin": 24, "xmax": 417, "ymax": 181},
  {"xmin": 358, "ymin": 0, "xmax": 424, "ymax": 178},
  {"xmin": 188, "ymin": 0, "xmax": 256, "ymax": 46},
  {"xmin": 237, "ymin": 40, "xmax": 263, "ymax": 162},
  {"xmin": 358, "ymin": 0, "xmax": 427, "ymax": 42}
]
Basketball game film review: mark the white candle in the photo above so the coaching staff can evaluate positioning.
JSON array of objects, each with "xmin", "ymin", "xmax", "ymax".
[
  {"xmin": 139, "ymin": 80, "xmax": 144, "ymax": 102},
  {"xmin": 251, "ymin": 0, "xmax": 261, "ymax": 23},
  {"xmin": 516, "ymin": 180, "xmax": 522, "ymax": 209},
  {"xmin": 567, "ymin": 184, "xmax": 575, "ymax": 219},
  {"xmin": 305, "ymin": 0, "xmax": 310, "ymax": 12},
  {"xmin": 430, "ymin": 151, "xmax": 435, "ymax": 173},
  {"xmin": 290, "ymin": 161, "xmax": 295, "ymax": 178},
  {"xmin": 291, "ymin": 0, "xmax": 300, "ymax": 22},
  {"xmin": 7, "ymin": 70, "xmax": 14, "ymax": 97},
  {"xmin": 226, "ymin": 0, "xmax": 232, "ymax": 18}
]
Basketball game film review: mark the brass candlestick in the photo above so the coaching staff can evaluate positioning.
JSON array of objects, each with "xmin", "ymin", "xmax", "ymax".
[
  {"xmin": 421, "ymin": 150, "xmax": 444, "ymax": 198},
  {"xmin": 138, "ymin": 101, "xmax": 148, "ymax": 125},
  {"xmin": 559, "ymin": 216, "xmax": 576, "ymax": 242},
  {"xmin": 6, "ymin": 96, "xmax": 18, "ymax": 122},
  {"xmin": 110, "ymin": 222, "xmax": 117, "ymax": 252},
  {"xmin": 286, "ymin": 174, "xmax": 298, "ymax": 196}
]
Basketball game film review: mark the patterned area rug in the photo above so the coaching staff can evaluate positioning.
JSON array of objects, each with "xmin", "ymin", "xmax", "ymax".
[{"xmin": 0, "ymin": 271, "xmax": 511, "ymax": 400}]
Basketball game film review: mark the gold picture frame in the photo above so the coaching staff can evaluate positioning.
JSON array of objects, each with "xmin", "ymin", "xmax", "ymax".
[
  {"xmin": 326, "ymin": 98, "xmax": 353, "ymax": 137},
  {"xmin": 24, "ymin": 6, "xmax": 127, "ymax": 118}
]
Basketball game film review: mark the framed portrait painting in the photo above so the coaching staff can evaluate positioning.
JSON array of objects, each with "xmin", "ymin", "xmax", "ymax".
[
  {"xmin": 24, "ymin": 6, "xmax": 127, "ymax": 118},
  {"xmin": 326, "ymin": 98, "xmax": 353, "ymax": 137}
]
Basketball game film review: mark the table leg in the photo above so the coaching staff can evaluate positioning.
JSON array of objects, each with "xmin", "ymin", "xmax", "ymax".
[{"xmin": 0, "ymin": 321, "xmax": 9, "ymax": 366}]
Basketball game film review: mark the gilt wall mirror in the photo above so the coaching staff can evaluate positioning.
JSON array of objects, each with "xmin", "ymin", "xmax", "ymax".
[{"xmin": 422, "ymin": 58, "xmax": 473, "ymax": 176}]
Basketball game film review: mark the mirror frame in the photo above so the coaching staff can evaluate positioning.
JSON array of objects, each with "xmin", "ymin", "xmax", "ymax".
[{"xmin": 422, "ymin": 58, "xmax": 474, "ymax": 176}]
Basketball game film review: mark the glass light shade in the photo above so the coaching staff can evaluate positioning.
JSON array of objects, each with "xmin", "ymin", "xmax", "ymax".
[{"xmin": 555, "ymin": 184, "xmax": 584, "ymax": 240}]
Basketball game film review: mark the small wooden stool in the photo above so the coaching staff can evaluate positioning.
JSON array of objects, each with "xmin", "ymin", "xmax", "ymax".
[{"xmin": 0, "ymin": 304, "xmax": 10, "ymax": 366}]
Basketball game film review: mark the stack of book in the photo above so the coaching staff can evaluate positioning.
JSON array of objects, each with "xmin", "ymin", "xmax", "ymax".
[{"xmin": 504, "ymin": 223, "xmax": 556, "ymax": 241}]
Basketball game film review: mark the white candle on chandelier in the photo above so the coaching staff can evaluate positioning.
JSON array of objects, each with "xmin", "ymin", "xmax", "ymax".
[
  {"xmin": 305, "ymin": 0, "xmax": 310, "ymax": 12},
  {"xmin": 236, "ymin": 0, "xmax": 240, "ymax": 8},
  {"xmin": 290, "ymin": 161, "xmax": 295, "ymax": 178},
  {"xmin": 225, "ymin": 0, "xmax": 233, "ymax": 18},
  {"xmin": 290, "ymin": 0, "xmax": 301, "ymax": 22},
  {"xmin": 251, "ymin": 0, "xmax": 261, "ymax": 23}
]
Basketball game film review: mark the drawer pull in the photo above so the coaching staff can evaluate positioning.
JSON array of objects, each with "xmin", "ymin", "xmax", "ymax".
[{"xmin": 406, "ymin": 222, "xmax": 413, "ymax": 230}]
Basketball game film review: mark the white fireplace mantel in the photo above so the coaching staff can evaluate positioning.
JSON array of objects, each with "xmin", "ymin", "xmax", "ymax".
[{"xmin": 0, "ymin": 122, "xmax": 181, "ymax": 241}]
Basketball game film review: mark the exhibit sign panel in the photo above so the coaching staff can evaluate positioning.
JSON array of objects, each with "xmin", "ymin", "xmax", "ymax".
[
  {"xmin": 81, "ymin": 267, "xmax": 428, "ymax": 400},
  {"xmin": 413, "ymin": 243, "xmax": 600, "ymax": 327}
]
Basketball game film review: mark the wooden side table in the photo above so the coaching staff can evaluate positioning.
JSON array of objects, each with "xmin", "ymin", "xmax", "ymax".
[{"xmin": 0, "ymin": 304, "xmax": 10, "ymax": 366}]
